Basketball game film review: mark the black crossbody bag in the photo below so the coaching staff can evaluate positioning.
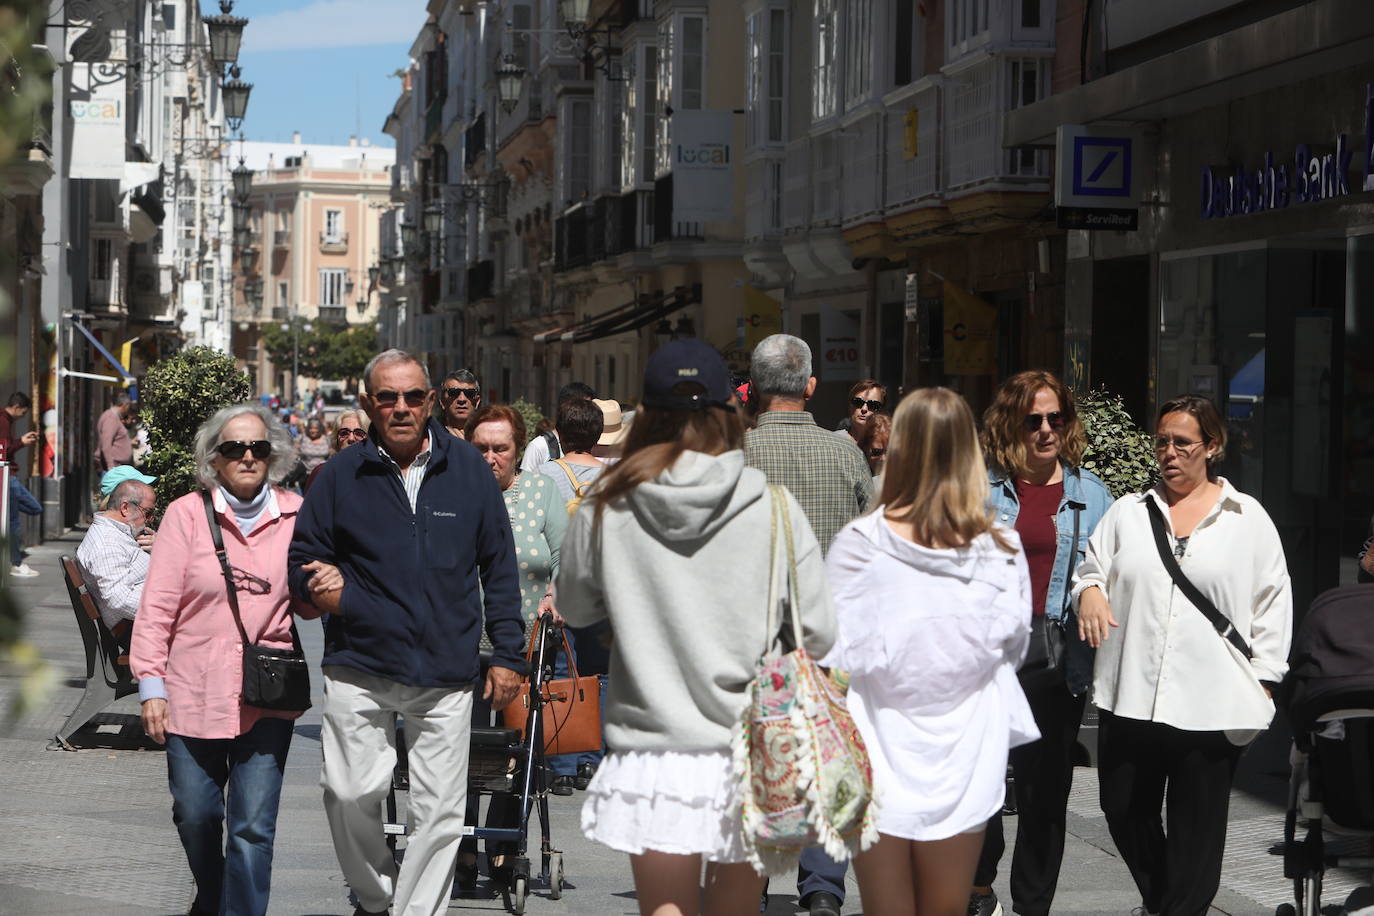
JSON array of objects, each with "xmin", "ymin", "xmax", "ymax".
[
  {"xmin": 1144, "ymin": 497, "xmax": 1252, "ymax": 660},
  {"xmin": 200, "ymin": 491, "xmax": 312, "ymax": 711}
]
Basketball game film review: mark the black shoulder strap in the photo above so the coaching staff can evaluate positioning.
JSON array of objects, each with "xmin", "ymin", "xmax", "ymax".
[
  {"xmin": 1062, "ymin": 500, "xmax": 1082, "ymax": 616},
  {"xmin": 1144, "ymin": 496, "xmax": 1252, "ymax": 660},
  {"xmin": 544, "ymin": 430, "xmax": 561, "ymax": 460},
  {"xmin": 202, "ymin": 490, "xmax": 251, "ymax": 648}
]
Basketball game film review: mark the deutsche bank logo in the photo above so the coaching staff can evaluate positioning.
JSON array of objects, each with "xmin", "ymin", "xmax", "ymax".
[{"xmin": 1072, "ymin": 137, "xmax": 1133, "ymax": 197}]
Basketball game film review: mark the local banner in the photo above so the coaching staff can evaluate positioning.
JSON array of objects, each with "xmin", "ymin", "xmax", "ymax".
[
  {"xmin": 743, "ymin": 286, "xmax": 781, "ymax": 349},
  {"xmin": 942, "ymin": 281, "xmax": 997, "ymax": 375},
  {"xmin": 820, "ymin": 305, "xmax": 861, "ymax": 383},
  {"xmin": 672, "ymin": 109, "xmax": 735, "ymax": 224},
  {"xmin": 69, "ymin": 63, "xmax": 126, "ymax": 179}
]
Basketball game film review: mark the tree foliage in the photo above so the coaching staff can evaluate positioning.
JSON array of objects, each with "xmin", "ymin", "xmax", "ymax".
[
  {"xmin": 1077, "ymin": 388, "xmax": 1159, "ymax": 499},
  {"xmin": 508, "ymin": 399, "xmax": 546, "ymax": 461},
  {"xmin": 260, "ymin": 321, "xmax": 377, "ymax": 387},
  {"xmin": 141, "ymin": 347, "xmax": 253, "ymax": 504}
]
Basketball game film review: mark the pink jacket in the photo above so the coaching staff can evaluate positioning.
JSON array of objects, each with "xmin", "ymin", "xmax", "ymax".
[{"xmin": 130, "ymin": 486, "xmax": 320, "ymax": 739}]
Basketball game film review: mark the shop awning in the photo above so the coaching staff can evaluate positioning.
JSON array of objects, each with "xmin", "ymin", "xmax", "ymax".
[
  {"xmin": 1003, "ymin": 0, "xmax": 1374, "ymax": 147},
  {"xmin": 69, "ymin": 317, "xmax": 135, "ymax": 385},
  {"xmin": 533, "ymin": 284, "xmax": 702, "ymax": 345}
]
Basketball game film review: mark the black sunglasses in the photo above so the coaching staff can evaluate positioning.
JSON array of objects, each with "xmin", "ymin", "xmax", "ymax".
[
  {"xmin": 441, "ymin": 386, "xmax": 480, "ymax": 402},
  {"xmin": 851, "ymin": 397, "xmax": 884, "ymax": 412},
  {"xmin": 868, "ymin": 448, "xmax": 886, "ymax": 458},
  {"xmin": 337, "ymin": 428, "xmax": 367, "ymax": 441},
  {"xmin": 1023, "ymin": 411, "xmax": 1067, "ymax": 432},
  {"xmin": 216, "ymin": 440, "xmax": 272, "ymax": 460},
  {"xmin": 372, "ymin": 388, "xmax": 429, "ymax": 408}
]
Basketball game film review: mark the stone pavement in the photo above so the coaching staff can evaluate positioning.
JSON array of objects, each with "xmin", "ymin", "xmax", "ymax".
[{"xmin": 1, "ymin": 532, "xmax": 1369, "ymax": 915}]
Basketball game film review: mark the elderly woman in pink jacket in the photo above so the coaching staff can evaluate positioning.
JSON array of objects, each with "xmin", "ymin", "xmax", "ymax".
[{"xmin": 130, "ymin": 403, "xmax": 322, "ymax": 916}]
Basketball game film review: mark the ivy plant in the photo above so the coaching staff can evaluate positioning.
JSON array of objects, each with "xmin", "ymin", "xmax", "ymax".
[
  {"xmin": 142, "ymin": 347, "xmax": 253, "ymax": 504},
  {"xmin": 1077, "ymin": 388, "xmax": 1159, "ymax": 500}
]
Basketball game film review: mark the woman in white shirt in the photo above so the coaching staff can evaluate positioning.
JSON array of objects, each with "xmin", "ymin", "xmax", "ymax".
[
  {"xmin": 824, "ymin": 387, "xmax": 1038, "ymax": 916},
  {"xmin": 1075, "ymin": 395, "xmax": 1292, "ymax": 916}
]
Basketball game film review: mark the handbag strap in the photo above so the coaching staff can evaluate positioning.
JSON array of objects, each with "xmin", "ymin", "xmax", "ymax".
[
  {"xmin": 200, "ymin": 489, "xmax": 303, "ymax": 654},
  {"xmin": 761, "ymin": 485, "xmax": 804, "ymax": 657},
  {"xmin": 524, "ymin": 616, "xmax": 581, "ymax": 679},
  {"xmin": 1061, "ymin": 499, "xmax": 1082, "ymax": 616},
  {"xmin": 777, "ymin": 487, "xmax": 804, "ymax": 652},
  {"xmin": 1143, "ymin": 495, "xmax": 1252, "ymax": 660}
]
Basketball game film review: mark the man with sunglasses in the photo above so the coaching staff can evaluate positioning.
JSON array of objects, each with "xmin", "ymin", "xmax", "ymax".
[
  {"xmin": 289, "ymin": 349, "xmax": 524, "ymax": 916},
  {"xmin": 77, "ymin": 470, "xmax": 158, "ymax": 649},
  {"xmin": 438, "ymin": 369, "xmax": 482, "ymax": 440}
]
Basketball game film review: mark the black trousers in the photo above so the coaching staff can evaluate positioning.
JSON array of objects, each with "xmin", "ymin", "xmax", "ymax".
[
  {"xmin": 1097, "ymin": 711, "xmax": 1243, "ymax": 916},
  {"xmin": 974, "ymin": 674, "xmax": 1086, "ymax": 916}
]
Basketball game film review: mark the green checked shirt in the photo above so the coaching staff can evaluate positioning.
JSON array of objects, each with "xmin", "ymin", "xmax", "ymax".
[{"xmin": 744, "ymin": 410, "xmax": 874, "ymax": 555}]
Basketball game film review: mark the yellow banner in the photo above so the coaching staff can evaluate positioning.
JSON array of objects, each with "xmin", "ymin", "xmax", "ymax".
[
  {"xmin": 943, "ymin": 281, "xmax": 997, "ymax": 375},
  {"xmin": 743, "ymin": 286, "xmax": 782, "ymax": 349}
]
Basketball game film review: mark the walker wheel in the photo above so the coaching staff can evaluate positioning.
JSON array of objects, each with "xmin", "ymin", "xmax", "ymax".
[
  {"xmin": 1276, "ymin": 904, "xmax": 1297, "ymax": 916},
  {"xmin": 549, "ymin": 851, "xmax": 564, "ymax": 899},
  {"xmin": 510, "ymin": 875, "xmax": 528, "ymax": 914}
]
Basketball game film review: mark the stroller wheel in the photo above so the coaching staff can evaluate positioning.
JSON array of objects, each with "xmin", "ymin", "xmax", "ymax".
[
  {"xmin": 549, "ymin": 851, "xmax": 564, "ymax": 900},
  {"xmin": 510, "ymin": 875, "xmax": 529, "ymax": 914},
  {"xmin": 1276, "ymin": 905, "xmax": 1297, "ymax": 916}
]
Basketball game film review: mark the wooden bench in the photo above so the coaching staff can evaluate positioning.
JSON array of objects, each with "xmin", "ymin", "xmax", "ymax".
[{"xmin": 49, "ymin": 556, "xmax": 139, "ymax": 750}]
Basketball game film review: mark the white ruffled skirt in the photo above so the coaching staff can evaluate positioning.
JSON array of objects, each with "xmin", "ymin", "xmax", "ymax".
[{"xmin": 580, "ymin": 749, "xmax": 748, "ymax": 863}]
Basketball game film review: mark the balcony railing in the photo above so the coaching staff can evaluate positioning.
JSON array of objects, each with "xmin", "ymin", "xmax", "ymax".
[
  {"xmin": 271, "ymin": 306, "xmax": 288, "ymax": 321},
  {"xmin": 273, "ymin": 229, "xmax": 290, "ymax": 247},
  {"xmin": 884, "ymin": 83, "xmax": 943, "ymax": 211},
  {"xmin": 652, "ymin": 174, "xmax": 702, "ymax": 243},
  {"xmin": 317, "ymin": 305, "xmax": 347, "ymax": 324},
  {"xmin": 554, "ymin": 206, "xmax": 589, "ymax": 273},
  {"xmin": 319, "ymin": 231, "xmax": 348, "ymax": 252}
]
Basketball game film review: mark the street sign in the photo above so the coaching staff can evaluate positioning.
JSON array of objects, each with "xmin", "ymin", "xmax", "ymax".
[{"xmin": 1055, "ymin": 124, "xmax": 1141, "ymax": 230}]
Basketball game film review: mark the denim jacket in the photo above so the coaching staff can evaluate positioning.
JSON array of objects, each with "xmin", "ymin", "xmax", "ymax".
[{"xmin": 988, "ymin": 463, "xmax": 1114, "ymax": 695}]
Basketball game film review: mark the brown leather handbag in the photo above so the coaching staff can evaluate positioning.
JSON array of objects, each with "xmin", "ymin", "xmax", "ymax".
[{"xmin": 502, "ymin": 625, "xmax": 602, "ymax": 756}]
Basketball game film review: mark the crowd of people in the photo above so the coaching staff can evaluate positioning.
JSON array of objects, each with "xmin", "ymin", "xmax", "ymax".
[{"xmin": 31, "ymin": 333, "xmax": 1297, "ymax": 916}]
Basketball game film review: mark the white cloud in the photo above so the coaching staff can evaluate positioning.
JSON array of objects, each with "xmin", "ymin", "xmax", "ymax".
[{"xmin": 240, "ymin": 0, "xmax": 428, "ymax": 52}]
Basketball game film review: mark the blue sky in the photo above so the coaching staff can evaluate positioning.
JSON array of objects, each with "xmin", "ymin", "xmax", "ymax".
[{"xmin": 213, "ymin": 0, "xmax": 428, "ymax": 147}]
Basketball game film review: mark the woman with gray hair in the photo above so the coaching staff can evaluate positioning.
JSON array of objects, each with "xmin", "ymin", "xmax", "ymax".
[{"xmin": 129, "ymin": 403, "xmax": 321, "ymax": 916}]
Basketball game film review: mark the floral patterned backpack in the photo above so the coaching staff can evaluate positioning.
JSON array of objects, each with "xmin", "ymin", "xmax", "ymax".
[{"xmin": 732, "ymin": 485, "xmax": 879, "ymax": 875}]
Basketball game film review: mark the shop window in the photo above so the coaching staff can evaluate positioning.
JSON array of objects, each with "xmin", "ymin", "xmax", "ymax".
[
  {"xmin": 324, "ymin": 209, "xmax": 344, "ymax": 243},
  {"xmin": 747, "ymin": 7, "xmax": 788, "ymax": 150},
  {"xmin": 319, "ymin": 268, "xmax": 346, "ymax": 307},
  {"xmin": 1022, "ymin": 0, "xmax": 1041, "ymax": 28},
  {"xmin": 813, "ymin": 0, "xmax": 839, "ymax": 121},
  {"xmin": 844, "ymin": 0, "xmax": 872, "ymax": 107}
]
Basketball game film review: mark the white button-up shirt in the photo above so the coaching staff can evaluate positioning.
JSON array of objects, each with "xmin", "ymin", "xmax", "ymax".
[
  {"xmin": 1072, "ymin": 478, "xmax": 1292, "ymax": 733},
  {"xmin": 76, "ymin": 513, "xmax": 150, "ymax": 630},
  {"xmin": 378, "ymin": 436, "xmax": 432, "ymax": 513}
]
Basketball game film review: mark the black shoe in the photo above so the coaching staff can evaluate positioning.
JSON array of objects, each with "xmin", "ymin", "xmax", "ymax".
[
  {"xmin": 488, "ymin": 861, "xmax": 514, "ymax": 889},
  {"xmin": 807, "ymin": 891, "xmax": 842, "ymax": 916},
  {"xmin": 352, "ymin": 906, "xmax": 389, "ymax": 916},
  {"xmin": 968, "ymin": 891, "xmax": 1003, "ymax": 916},
  {"xmin": 455, "ymin": 856, "xmax": 479, "ymax": 891},
  {"xmin": 573, "ymin": 761, "xmax": 597, "ymax": 790},
  {"xmin": 550, "ymin": 775, "xmax": 575, "ymax": 796}
]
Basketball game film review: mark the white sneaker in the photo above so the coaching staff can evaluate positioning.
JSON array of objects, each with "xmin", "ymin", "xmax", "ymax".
[{"xmin": 9, "ymin": 563, "xmax": 39, "ymax": 578}]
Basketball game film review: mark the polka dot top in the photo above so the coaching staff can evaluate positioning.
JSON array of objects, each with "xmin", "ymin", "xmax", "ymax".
[{"xmin": 501, "ymin": 472, "xmax": 570, "ymax": 626}]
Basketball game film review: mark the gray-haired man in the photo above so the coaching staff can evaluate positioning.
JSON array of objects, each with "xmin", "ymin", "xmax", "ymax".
[{"xmin": 743, "ymin": 333, "xmax": 871, "ymax": 916}]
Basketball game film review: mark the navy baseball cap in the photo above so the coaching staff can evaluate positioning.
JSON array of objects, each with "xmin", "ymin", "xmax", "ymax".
[{"xmin": 641, "ymin": 339, "xmax": 736, "ymax": 411}]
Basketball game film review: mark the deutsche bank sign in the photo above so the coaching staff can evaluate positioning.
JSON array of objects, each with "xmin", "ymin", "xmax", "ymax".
[{"xmin": 1055, "ymin": 125, "xmax": 1141, "ymax": 230}]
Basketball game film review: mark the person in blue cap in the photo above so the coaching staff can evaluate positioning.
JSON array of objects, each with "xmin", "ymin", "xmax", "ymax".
[{"xmin": 77, "ymin": 466, "xmax": 159, "ymax": 647}]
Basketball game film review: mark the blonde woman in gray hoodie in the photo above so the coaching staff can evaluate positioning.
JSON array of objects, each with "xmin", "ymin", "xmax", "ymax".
[{"xmin": 557, "ymin": 340, "xmax": 837, "ymax": 916}]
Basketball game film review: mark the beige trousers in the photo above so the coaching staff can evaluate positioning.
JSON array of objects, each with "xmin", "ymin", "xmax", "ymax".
[{"xmin": 320, "ymin": 665, "xmax": 474, "ymax": 916}]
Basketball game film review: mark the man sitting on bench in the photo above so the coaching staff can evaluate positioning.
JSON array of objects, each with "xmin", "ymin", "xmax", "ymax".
[{"xmin": 77, "ymin": 468, "xmax": 158, "ymax": 648}]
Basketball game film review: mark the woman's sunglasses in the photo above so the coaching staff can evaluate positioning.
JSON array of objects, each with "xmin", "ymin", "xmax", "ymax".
[
  {"xmin": 1023, "ymin": 412, "xmax": 1067, "ymax": 432},
  {"xmin": 337, "ymin": 428, "xmax": 367, "ymax": 442},
  {"xmin": 851, "ymin": 397, "xmax": 884, "ymax": 412},
  {"xmin": 216, "ymin": 440, "xmax": 272, "ymax": 460}
]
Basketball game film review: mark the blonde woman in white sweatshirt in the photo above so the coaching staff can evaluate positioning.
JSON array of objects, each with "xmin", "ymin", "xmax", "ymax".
[{"xmin": 823, "ymin": 387, "xmax": 1038, "ymax": 916}]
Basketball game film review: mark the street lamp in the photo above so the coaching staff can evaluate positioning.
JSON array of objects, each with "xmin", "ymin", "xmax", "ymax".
[
  {"xmin": 496, "ymin": 56, "xmax": 526, "ymax": 113},
  {"xmin": 231, "ymin": 160, "xmax": 254, "ymax": 201},
  {"xmin": 240, "ymin": 247, "xmax": 258, "ymax": 272},
  {"xmin": 560, "ymin": 0, "xmax": 592, "ymax": 28},
  {"xmin": 423, "ymin": 203, "xmax": 443, "ymax": 235},
  {"xmin": 205, "ymin": 2, "xmax": 248, "ymax": 68},
  {"xmin": 400, "ymin": 221, "xmax": 418, "ymax": 249},
  {"xmin": 223, "ymin": 66, "xmax": 252, "ymax": 130},
  {"xmin": 232, "ymin": 201, "xmax": 250, "ymax": 231},
  {"xmin": 234, "ymin": 226, "xmax": 251, "ymax": 248},
  {"xmin": 368, "ymin": 265, "xmax": 380, "ymax": 288}
]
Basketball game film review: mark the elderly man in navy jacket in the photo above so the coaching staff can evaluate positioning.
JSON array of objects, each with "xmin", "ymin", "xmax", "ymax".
[{"xmin": 289, "ymin": 349, "xmax": 524, "ymax": 916}]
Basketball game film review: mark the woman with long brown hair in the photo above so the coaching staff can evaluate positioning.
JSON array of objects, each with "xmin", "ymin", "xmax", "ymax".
[
  {"xmin": 970, "ymin": 370, "xmax": 1113, "ymax": 916},
  {"xmin": 823, "ymin": 387, "xmax": 1038, "ymax": 916},
  {"xmin": 557, "ymin": 340, "xmax": 836, "ymax": 916}
]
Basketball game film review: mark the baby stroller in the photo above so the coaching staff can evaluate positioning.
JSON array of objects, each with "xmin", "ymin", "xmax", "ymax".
[
  {"xmin": 1277, "ymin": 584, "xmax": 1374, "ymax": 916},
  {"xmin": 384, "ymin": 611, "xmax": 567, "ymax": 914}
]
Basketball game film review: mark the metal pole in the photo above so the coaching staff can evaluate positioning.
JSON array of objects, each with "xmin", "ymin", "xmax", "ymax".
[
  {"xmin": 1, "ymin": 462, "xmax": 10, "ymax": 582},
  {"xmin": 292, "ymin": 323, "xmax": 299, "ymax": 407}
]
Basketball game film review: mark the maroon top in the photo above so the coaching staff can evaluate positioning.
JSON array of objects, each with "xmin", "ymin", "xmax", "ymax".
[
  {"xmin": 0, "ymin": 409, "xmax": 25, "ymax": 466},
  {"xmin": 1014, "ymin": 478, "xmax": 1063, "ymax": 617}
]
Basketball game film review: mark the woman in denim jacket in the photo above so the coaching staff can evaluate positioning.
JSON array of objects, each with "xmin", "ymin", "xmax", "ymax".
[{"xmin": 968, "ymin": 370, "xmax": 1113, "ymax": 916}]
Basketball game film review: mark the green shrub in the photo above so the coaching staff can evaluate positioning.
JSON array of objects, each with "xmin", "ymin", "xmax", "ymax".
[
  {"xmin": 509, "ymin": 399, "xmax": 546, "ymax": 461},
  {"xmin": 142, "ymin": 347, "xmax": 253, "ymax": 504},
  {"xmin": 1077, "ymin": 388, "xmax": 1159, "ymax": 500}
]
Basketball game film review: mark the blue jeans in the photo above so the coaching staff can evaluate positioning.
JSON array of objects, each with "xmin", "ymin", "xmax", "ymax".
[
  {"xmin": 547, "ymin": 623, "xmax": 609, "ymax": 778},
  {"xmin": 7, "ymin": 474, "xmax": 41, "ymax": 567},
  {"xmin": 166, "ymin": 717, "xmax": 293, "ymax": 916}
]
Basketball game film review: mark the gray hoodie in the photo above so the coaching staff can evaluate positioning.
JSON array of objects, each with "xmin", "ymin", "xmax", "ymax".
[{"xmin": 557, "ymin": 449, "xmax": 837, "ymax": 753}]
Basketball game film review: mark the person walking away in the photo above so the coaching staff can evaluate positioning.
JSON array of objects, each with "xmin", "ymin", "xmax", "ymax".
[
  {"xmin": 2, "ymin": 391, "xmax": 43, "ymax": 578},
  {"xmin": 1075, "ymin": 395, "xmax": 1293, "ymax": 916},
  {"xmin": 438, "ymin": 369, "xmax": 482, "ymax": 440},
  {"xmin": 969, "ymin": 371, "xmax": 1114, "ymax": 916},
  {"xmin": 520, "ymin": 382, "xmax": 596, "ymax": 474},
  {"xmin": 458, "ymin": 404, "xmax": 568, "ymax": 889},
  {"xmin": 288, "ymin": 349, "xmax": 525, "ymax": 916},
  {"xmin": 742, "ymin": 334, "xmax": 871, "ymax": 916},
  {"xmin": 537, "ymin": 398, "xmax": 606, "ymax": 510},
  {"xmin": 77, "ymin": 471, "xmax": 158, "ymax": 649},
  {"xmin": 130, "ymin": 403, "xmax": 317, "ymax": 916},
  {"xmin": 824, "ymin": 387, "xmax": 1038, "ymax": 916},
  {"xmin": 302, "ymin": 410, "xmax": 367, "ymax": 495},
  {"xmin": 558, "ymin": 339, "xmax": 837, "ymax": 916},
  {"xmin": 590, "ymin": 398, "xmax": 630, "ymax": 460},
  {"xmin": 96, "ymin": 392, "xmax": 135, "ymax": 471}
]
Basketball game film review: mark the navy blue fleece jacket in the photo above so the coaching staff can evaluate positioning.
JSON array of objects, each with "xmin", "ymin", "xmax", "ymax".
[{"xmin": 288, "ymin": 422, "xmax": 525, "ymax": 686}]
